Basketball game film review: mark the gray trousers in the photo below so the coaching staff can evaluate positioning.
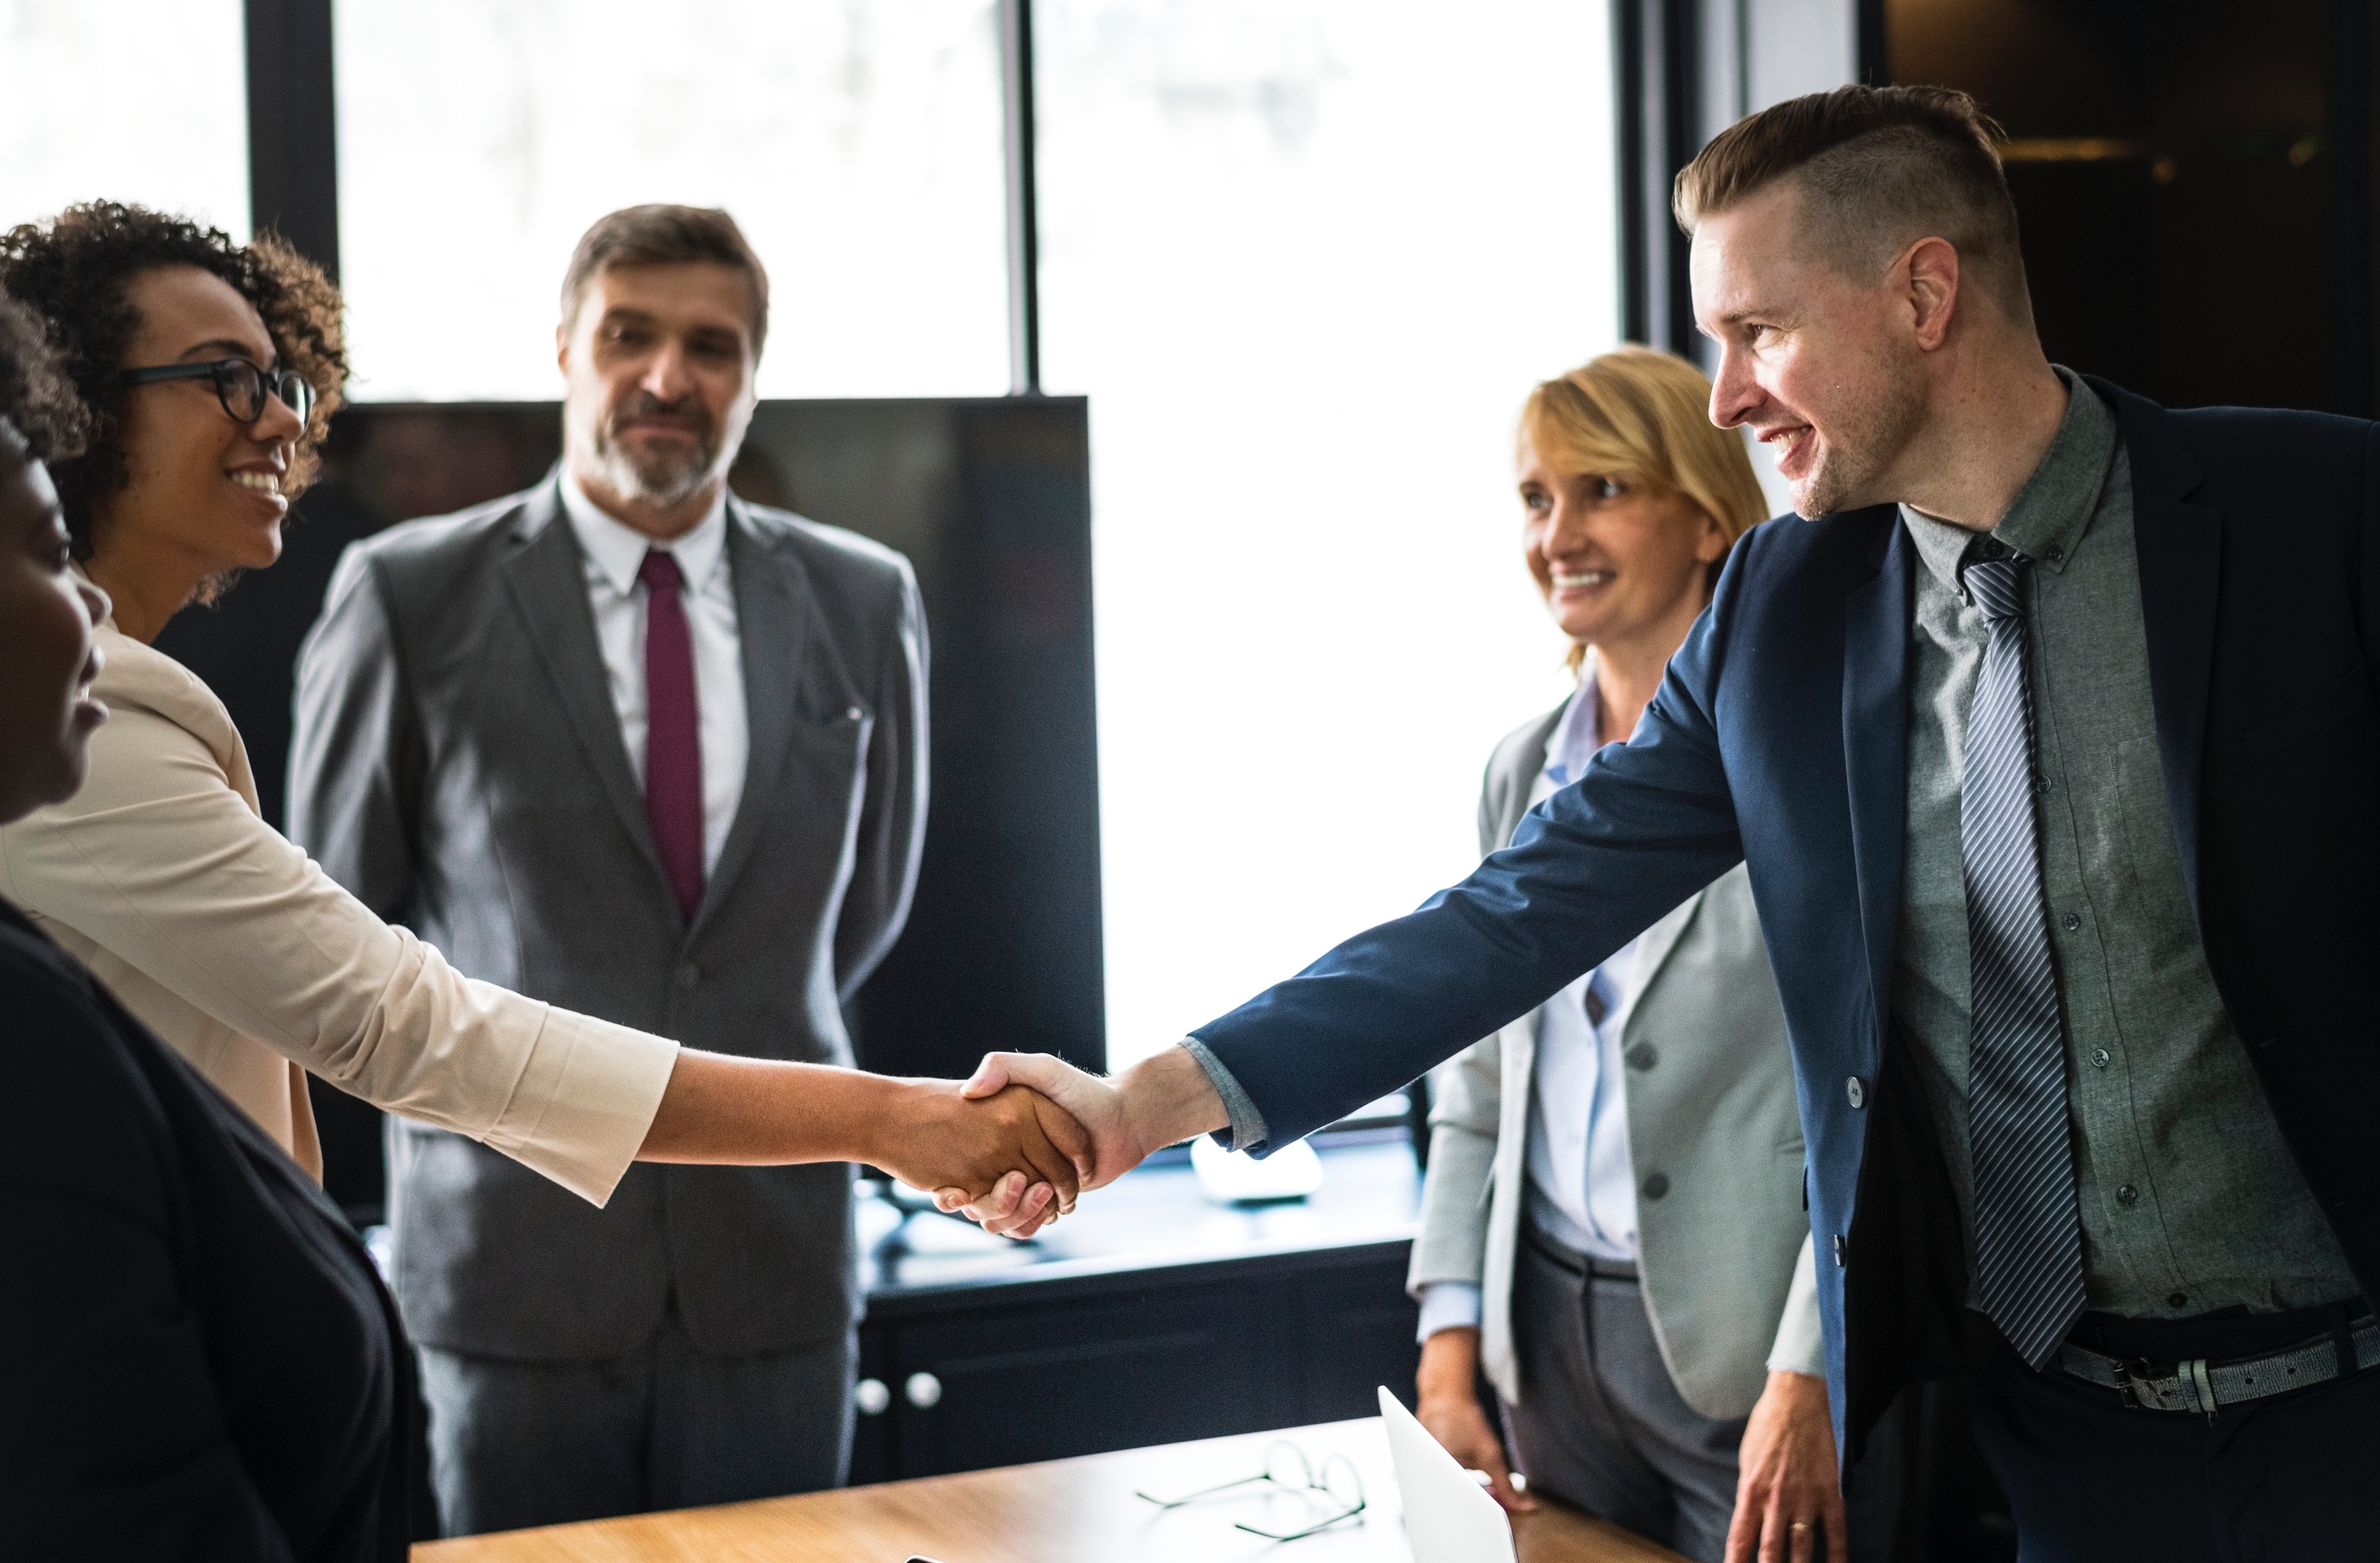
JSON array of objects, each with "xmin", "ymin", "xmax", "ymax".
[
  {"xmin": 416, "ymin": 1302, "xmax": 856, "ymax": 1537},
  {"xmin": 1505, "ymin": 1230, "xmax": 1747, "ymax": 1562},
  {"xmin": 1504, "ymin": 1230, "xmax": 1903, "ymax": 1563}
]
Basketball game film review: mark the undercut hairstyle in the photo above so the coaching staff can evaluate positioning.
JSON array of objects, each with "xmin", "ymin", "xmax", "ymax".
[
  {"xmin": 560, "ymin": 205, "xmax": 771, "ymax": 358},
  {"xmin": 1673, "ymin": 85, "xmax": 2031, "ymax": 327},
  {"xmin": 0, "ymin": 290, "xmax": 88, "ymax": 471},
  {"xmin": 1521, "ymin": 346, "xmax": 1770, "ymax": 672},
  {"xmin": 0, "ymin": 203, "xmax": 347, "ymax": 556}
]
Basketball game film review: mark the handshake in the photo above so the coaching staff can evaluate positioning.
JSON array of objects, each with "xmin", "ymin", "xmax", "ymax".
[{"xmin": 868, "ymin": 1046, "xmax": 1233, "ymax": 1238}]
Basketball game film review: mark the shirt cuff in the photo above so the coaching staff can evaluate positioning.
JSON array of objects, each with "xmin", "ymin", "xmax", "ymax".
[
  {"xmin": 1178, "ymin": 1035, "xmax": 1270, "ymax": 1155},
  {"xmin": 1416, "ymin": 1282, "xmax": 1484, "ymax": 1344},
  {"xmin": 476, "ymin": 1007, "xmax": 680, "ymax": 1207}
]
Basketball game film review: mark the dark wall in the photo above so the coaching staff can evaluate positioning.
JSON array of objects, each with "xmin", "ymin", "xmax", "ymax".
[
  {"xmin": 1887, "ymin": 0, "xmax": 2379, "ymax": 415},
  {"xmin": 156, "ymin": 399, "xmax": 1103, "ymax": 1221}
]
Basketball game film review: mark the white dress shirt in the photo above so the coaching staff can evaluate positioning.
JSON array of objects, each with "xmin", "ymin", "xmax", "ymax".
[
  {"xmin": 559, "ymin": 474, "xmax": 748, "ymax": 877},
  {"xmin": 1416, "ymin": 672, "xmax": 1649, "ymax": 1340}
]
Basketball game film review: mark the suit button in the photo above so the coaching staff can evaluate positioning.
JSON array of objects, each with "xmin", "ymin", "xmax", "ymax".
[
  {"xmin": 2090, "ymin": 1048, "xmax": 2110, "ymax": 1069},
  {"xmin": 675, "ymin": 962, "xmax": 702, "ymax": 989},
  {"xmin": 2168, "ymin": 1292, "xmax": 2190, "ymax": 1310},
  {"xmin": 1846, "ymin": 1075, "xmax": 1866, "ymax": 1109},
  {"xmin": 2116, "ymin": 1184, "xmax": 2138, "ymax": 1207},
  {"xmin": 2060, "ymin": 912, "xmax": 2082, "ymax": 933},
  {"xmin": 1625, "ymin": 1043, "xmax": 1658, "ymax": 1071},
  {"xmin": 1640, "ymin": 1173, "xmax": 1670, "ymax": 1200}
]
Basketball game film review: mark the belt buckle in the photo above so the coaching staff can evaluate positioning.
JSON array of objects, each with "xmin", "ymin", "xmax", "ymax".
[{"xmin": 2114, "ymin": 1358, "xmax": 2169, "ymax": 1411}]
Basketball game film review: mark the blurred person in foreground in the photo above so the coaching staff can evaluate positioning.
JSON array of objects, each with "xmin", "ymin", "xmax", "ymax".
[
  {"xmin": 287, "ymin": 205, "xmax": 957, "ymax": 1531},
  {"xmin": 0, "ymin": 292, "xmax": 414, "ymax": 1561},
  {"xmin": 0, "ymin": 203, "xmax": 1082, "ymax": 1535},
  {"xmin": 960, "ymin": 85, "xmax": 2380, "ymax": 1560},
  {"xmin": 1410, "ymin": 347, "xmax": 1852, "ymax": 1562}
]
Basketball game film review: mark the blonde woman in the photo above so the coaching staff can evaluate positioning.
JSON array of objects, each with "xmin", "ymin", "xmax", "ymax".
[{"xmin": 1408, "ymin": 348, "xmax": 1846, "ymax": 1562}]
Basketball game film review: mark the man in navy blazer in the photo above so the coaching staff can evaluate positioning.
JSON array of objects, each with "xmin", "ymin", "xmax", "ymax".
[{"xmin": 961, "ymin": 87, "xmax": 2378, "ymax": 1556}]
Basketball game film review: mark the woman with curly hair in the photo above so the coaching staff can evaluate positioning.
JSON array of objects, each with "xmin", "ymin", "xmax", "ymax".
[
  {"xmin": 0, "ymin": 289, "xmax": 415, "ymax": 1559},
  {"xmin": 0, "ymin": 207, "xmax": 1084, "ymax": 1227}
]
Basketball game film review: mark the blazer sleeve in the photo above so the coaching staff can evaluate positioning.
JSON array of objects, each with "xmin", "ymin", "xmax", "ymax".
[
  {"xmin": 833, "ymin": 555, "xmax": 930, "ymax": 999},
  {"xmin": 0, "ymin": 961, "xmax": 295, "ymax": 1562},
  {"xmin": 1191, "ymin": 590, "xmax": 1745, "ymax": 1152},
  {"xmin": 0, "ymin": 562, "xmax": 679, "ymax": 1207},
  {"xmin": 289, "ymin": 544, "xmax": 422, "ymax": 925}
]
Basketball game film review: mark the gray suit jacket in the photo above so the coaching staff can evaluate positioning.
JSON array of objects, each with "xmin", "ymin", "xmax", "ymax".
[
  {"xmin": 1407, "ymin": 694, "xmax": 1821, "ymax": 1419},
  {"xmin": 289, "ymin": 475, "xmax": 927, "ymax": 1361}
]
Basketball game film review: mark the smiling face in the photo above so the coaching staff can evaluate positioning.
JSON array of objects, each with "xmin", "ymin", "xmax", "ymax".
[
  {"xmin": 0, "ymin": 443, "xmax": 108, "ymax": 823},
  {"xmin": 95, "ymin": 266, "xmax": 304, "ymax": 585},
  {"xmin": 559, "ymin": 261, "xmax": 759, "ymax": 529},
  {"xmin": 1693, "ymin": 180, "xmax": 1928, "ymax": 518},
  {"xmin": 1519, "ymin": 437, "xmax": 1728, "ymax": 654}
]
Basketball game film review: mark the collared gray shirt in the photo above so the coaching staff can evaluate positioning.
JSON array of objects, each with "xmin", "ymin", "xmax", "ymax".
[{"xmin": 1892, "ymin": 369, "xmax": 2356, "ymax": 1320}]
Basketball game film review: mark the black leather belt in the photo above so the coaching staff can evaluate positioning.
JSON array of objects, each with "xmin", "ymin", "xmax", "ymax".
[
  {"xmin": 2058, "ymin": 1318, "xmax": 2379, "ymax": 1414},
  {"xmin": 1521, "ymin": 1224, "xmax": 1637, "ymax": 1282}
]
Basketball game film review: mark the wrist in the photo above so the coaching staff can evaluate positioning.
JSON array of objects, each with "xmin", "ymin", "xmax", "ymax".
[
  {"xmin": 1417, "ymin": 1326, "xmax": 1482, "ymax": 1404},
  {"xmin": 1116, "ymin": 1046, "xmax": 1229, "ymax": 1161}
]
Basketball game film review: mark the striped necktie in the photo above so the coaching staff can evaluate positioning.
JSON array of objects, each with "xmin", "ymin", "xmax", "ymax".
[{"xmin": 1961, "ymin": 544, "xmax": 2085, "ymax": 1368}]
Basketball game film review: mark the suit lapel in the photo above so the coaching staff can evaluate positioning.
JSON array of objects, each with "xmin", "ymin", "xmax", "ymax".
[
  {"xmin": 499, "ymin": 480, "xmax": 674, "ymax": 897},
  {"xmin": 1840, "ymin": 509, "xmax": 1914, "ymax": 1058},
  {"xmin": 2088, "ymin": 375, "xmax": 2219, "ymax": 918},
  {"xmin": 696, "ymin": 501, "xmax": 815, "ymax": 931},
  {"xmin": 1629, "ymin": 887, "xmax": 1706, "ymax": 997}
]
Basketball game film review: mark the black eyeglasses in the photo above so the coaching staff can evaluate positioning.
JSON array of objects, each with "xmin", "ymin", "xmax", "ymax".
[{"xmin": 121, "ymin": 358, "xmax": 314, "ymax": 426}]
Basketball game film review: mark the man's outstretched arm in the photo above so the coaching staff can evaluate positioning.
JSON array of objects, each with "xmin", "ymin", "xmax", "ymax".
[{"xmin": 942, "ymin": 556, "xmax": 1756, "ymax": 1234}]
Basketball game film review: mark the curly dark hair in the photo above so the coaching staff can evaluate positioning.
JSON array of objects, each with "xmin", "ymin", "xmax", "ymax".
[
  {"xmin": 0, "ymin": 202, "xmax": 347, "ymax": 556},
  {"xmin": 0, "ymin": 290, "xmax": 87, "ymax": 469}
]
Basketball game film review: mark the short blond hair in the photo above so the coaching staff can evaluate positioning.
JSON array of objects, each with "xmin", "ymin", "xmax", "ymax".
[{"xmin": 1520, "ymin": 346, "xmax": 1770, "ymax": 672}]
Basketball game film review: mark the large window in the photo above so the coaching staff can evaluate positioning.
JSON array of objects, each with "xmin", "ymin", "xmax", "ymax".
[
  {"xmin": 0, "ymin": 0, "xmax": 250, "ymax": 236},
  {"xmin": 1035, "ymin": 1, "xmax": 1617, "ymax": 1063},
  {"xmin": 332, "ymin": 0, "xmax": 1010, "ymax": 400}
]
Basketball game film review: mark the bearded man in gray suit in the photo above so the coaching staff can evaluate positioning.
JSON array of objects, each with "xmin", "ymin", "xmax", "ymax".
[{"xmin": 290, "ymin": 205, "xmax": 930, "ymax": 1534}]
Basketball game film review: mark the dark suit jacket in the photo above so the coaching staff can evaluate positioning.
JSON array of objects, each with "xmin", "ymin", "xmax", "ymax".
[
  {"xmin": 1192, "ymin": 378, "xmax": 2380, "ymax": 1456},
  {"xmin": 289, "ymin": 476, "xmax": 928, "ymax": 1360},
  {"xmin": 0, "ymin": 899, "xmax": 411, "ymax": 1562}
]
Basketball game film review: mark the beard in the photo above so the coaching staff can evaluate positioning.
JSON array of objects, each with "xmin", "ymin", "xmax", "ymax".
[
  {"xmin": 586, "ymin": 391, "xmax": 728, "ymax": 508},
  {"xmin": 1788, "ymin": 349, "xmax": 1927, "ymax": 520}
]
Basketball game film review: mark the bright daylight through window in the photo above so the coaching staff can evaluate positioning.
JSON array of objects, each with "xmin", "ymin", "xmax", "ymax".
[
  {"xmin": 0, "ymin": 0, "xmax": 250, "ymax": 237},
  {"xmin": 1035, "ymin": 0, "xmax": 1617, "ymax": 1064},
  {"xmin": 333, "ymin": 0, "xmax": 1010, "ymax": 400}
]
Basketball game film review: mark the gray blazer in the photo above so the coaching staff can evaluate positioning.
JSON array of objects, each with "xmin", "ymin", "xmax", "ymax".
[
  {"xmin": 1407, "ymin": 694, "xmax": 1821, "ymax": 1420},
  {"xmin": 289, "ymin": 475, "xmax": 927, "ymax": 1361}
]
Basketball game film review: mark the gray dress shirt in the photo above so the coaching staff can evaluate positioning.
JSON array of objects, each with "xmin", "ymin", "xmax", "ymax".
[{"xmin": 1892, "ymin": 369, "xmax": 2357, "ymax": 1319}]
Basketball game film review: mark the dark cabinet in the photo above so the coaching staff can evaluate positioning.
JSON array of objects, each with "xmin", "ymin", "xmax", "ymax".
[{"xmin": 849, "ymin": 1141, "xmax": 1423, "ymax": 1483}]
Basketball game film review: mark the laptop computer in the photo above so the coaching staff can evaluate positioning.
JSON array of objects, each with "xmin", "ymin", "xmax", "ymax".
[{"xmin": 1378, "ymin": 1385, "xmax": 1520, "ymax": 1563}]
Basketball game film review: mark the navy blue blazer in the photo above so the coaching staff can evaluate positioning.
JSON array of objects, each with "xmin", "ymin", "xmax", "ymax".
[{"xmin": 1193, "ymin": 378, "xmax": 2380, "ymax": 1455}]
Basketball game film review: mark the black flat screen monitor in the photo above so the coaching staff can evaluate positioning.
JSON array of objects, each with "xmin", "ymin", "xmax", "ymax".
[{"xmin": 157, "ymin": 397, "xmax": 1104, "ymax": 1219}]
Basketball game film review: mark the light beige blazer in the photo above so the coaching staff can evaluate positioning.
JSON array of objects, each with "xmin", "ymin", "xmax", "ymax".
[
  {"xmin": 1407, "ymin": 693, "xmax": 1823, "ymax": 1420},
  {"xmin": 0, "ymin": 615, "xmax": 678, "ymax": 1205}
]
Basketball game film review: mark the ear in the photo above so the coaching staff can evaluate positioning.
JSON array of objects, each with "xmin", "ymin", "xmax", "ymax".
[
  {"xmin": 1692, "ymin": 505, "xmax": 1732, "ymax": 563},
  {"xmin": 1901, "ymin": 236, "xmax": 1961, "ymax": 352},
  {"xmin": 555, "ymin": 322, "xmax": 571, "ymax": 378}
]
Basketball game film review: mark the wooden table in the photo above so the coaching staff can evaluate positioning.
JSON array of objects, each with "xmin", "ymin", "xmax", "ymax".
[{"xmin": 414, "ymin": 1417, "xmax": 1687, "ymax": 1563}]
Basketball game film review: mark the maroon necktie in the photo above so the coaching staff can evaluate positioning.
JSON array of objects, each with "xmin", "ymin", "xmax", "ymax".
[{"xmin": 638, "ymin": 549, "xmax": 704, "ymax": 922}]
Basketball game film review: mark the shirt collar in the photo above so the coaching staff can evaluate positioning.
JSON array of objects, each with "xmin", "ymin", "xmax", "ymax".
[
  {"xmin": 1542, "ymin": 657, "xmax": 1605, "ymax": 787},
  {"xmin": 1899, "ymin": 365, "xmax": 2121, "ymax": 598},
  {"xmin": 558, "ymin": 468, "xmax": 731, "ymax": 597}
]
